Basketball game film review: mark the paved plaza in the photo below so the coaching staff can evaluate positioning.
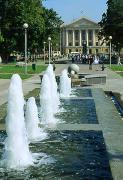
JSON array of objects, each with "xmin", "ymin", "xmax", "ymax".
[
  {"xmin": 0, "ymin": 63, "xmax": 123, "ymax": 179},
  {"xmin": 1, "ymin": 63, "xmax": 123, "ymax": 107}
]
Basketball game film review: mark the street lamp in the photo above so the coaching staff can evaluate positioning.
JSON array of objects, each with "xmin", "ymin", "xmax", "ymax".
[
  {"xmin": 48, "ymin": 36, "xmax": 51, "ymax": 64},
  {"xmin": 23, "ymin": 23, "xmax": 28, "ymax": 74},
  {"xmin": 109, "ymin": 36, "xmax": 112, "ymax": 68},
  {"xmin": 82, "ymin": 41, "xmax": 87, "ymax": 54},
  {"xmin": 51, "ymin": 42, "xmax": 53, "ymax": 60},
  {"xmin": 43, "ymin": 41, "xmax": 46, "ymax": 64}
]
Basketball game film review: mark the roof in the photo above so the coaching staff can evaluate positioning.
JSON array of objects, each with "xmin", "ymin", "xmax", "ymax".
[{"xmin": 61, "ymin": 16, "xmax": 100, "ymax": 29}]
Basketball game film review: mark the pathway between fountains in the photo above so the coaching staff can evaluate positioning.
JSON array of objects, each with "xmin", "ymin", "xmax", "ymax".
[
  {"xmin": 0, "ymin": 63, "xmax": 123, "ymax": 179},
  {"xmin": 42, "ymin": 87, "xmax": 123, "ymax": 180}
]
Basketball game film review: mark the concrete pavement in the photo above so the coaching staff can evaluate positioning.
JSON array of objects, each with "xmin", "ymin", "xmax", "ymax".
[
  {"xmin": 55, "ymin": 63, "xmax": 123, "ymax": 95},
  {"xmin": 0, "ymin": 64, "xmax": 123, "ymax": 106},
  {"xmin": 0, "ymin": 63, "xmax": 123, "ymax": 179}
]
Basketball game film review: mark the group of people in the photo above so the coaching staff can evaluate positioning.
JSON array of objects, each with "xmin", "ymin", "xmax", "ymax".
[
  {"xmin": 71, "ymin": 54, "xmax": 100, "ymax": 65},
  {"xmin": 71, "ymin": 54, "xmax": 106, "ymax": 71}
]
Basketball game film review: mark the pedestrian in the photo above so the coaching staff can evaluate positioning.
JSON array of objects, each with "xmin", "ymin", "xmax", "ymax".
[
  {"xmin": 101, "ymin": 62, "xmax": 105, "ymax": 71},
  {"xmin": 72, "ymin": 55, "xmax": 74, "ymax": 63},
  {"xmin": 88, "ymin": 55, "xmax": 93, "ymax": 70},
  {"xmin": 52, "ymin": 58, "xmax": 56, "ymax": 71},
  {"xmin": 117, "ymin": 56, "xmax": 122, "ymax": 65},
  {"xmin": 93, "ymin": 55, "xmax": 99, "ymax": 64}
]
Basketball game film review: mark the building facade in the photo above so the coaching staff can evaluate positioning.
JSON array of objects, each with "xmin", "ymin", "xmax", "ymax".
[{"xmin": 61, "ymin": 17, "xmax": 109, "ymax": 55}]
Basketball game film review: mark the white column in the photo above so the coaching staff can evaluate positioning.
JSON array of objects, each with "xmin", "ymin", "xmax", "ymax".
[
  {"xmin": 93, "ymin": 30, "xmax": 95, "ymax": 46},
  {"xmin": 86, "ymin": 30, "xmax": 88, "ymax": 46},
  {"xmin": 66, "ymin": 30, "xmax": 68, "ymax": 46},
  {"xmin": 72, "ymin": 30, "xmax": 75, "ymax": 46},
  {"xmin": 79, "ymin": 30, "xmax": 82, "ymax": 46}
]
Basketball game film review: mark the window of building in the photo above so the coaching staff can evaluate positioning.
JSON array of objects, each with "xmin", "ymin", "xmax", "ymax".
[
  {"xmin": 69, "ymin": 42, "xmax": 72, "ymax": 46},
  {"xmin": 89, "ymin": 49, "xmax": 92, "ymax": 54},
  {"xmin": 75, "ymin": 30, "xmax": 79, "ymax": 40},
  {"xmin": 68, "ymin": 30, "xmax": 72, "ymax": 35},
  {"xmin": 89, "ymin": 41, "xmax": 93, "ymax": 46},
  {"xmin": 96, "ymin": 49, "xmax": 98, "ymax": 53},
  {"xmin": 76, "ymin": 49, "xmax": 78, "ymax": 52},
  {"xmin": 105, "ymin": 49, "xmax": 108, "ymax": 53},
  {"xmin": 96, "ymin": 42, "xmax": 98, "ymax": 46},
  {"xmin": 69, "ymin": 49, "xmax": 71, "ymax": 53},
  {"xmin": 68, "ymin": 30, "xmax": 72, "ymax": 43},
  {"xmin": 82, "ymin": 30, "xmax": 86, "ymax": 40},
  {"xmin": 88, "ymin": 30, "xmax": 93, "ymax": 41},
  {"xmin": 75, "ymin": 42, "xmax": 79, "ymax": 46}
]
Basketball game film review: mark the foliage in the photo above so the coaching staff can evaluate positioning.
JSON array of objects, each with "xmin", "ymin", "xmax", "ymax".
[
  {"xmin": 0, "ymin": 31, "xmax": 4, "ymax": 44},
  {"xmin": 0, "ymin": 0, "xmax": 63, "ymax": 62},
  {"xmin": 42, "ymin": 7, "xmax": 63, "ymax": 50},
  {"xmin": 0, "ymin": 0, "xmax": 44, "ymax": 60},
  {"xmin": 99, "ymin": 0, "xmax": 123, "ymax": 53}
]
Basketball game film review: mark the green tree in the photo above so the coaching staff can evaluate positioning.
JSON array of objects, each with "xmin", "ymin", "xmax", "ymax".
[
  {"xmin": 0, "ymin": 31, "xmax": 4, "ymax": 44},
  {"xmin": 99, "ymin": 0, "xmax": 123, "ymax": 53},
  {"xmin": 0, "ymin": 0, "xmax": 63, "ymax": 62},
  {"xmin": 0, "ymin": 0, "xmax": 44, "ymax": 62},
  {"xmin": 42, "ymin": 7, "xmax": 63, "ymax": 51}
]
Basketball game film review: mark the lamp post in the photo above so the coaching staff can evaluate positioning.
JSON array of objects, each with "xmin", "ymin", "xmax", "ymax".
[
  {"xmin": 48, "ymin": 36, "xmax": 51, "ymax": 64},
  {"xmin": 83, "ymin": 41, "xmax": 87, "ymax": 54},
  {"xmin": 23, "ymin": 23, "xmax": 28, "ymax": 74},
  {"xmin": 43, "ymin": 41, "xmax": 46, "ymax": 64},
  {"xmin": 109, "ymin": 36, "xmax": 112, "ymax": 68},
  {"xmin": 51, "ymin": 42, "xmax": 53, "ymax": 60}
]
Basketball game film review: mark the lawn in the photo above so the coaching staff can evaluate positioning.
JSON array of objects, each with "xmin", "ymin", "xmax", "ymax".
[
  {"xmin": 110, "ymin": 65, "xmax": 123, "ymax": 77},
  {"xmin": 0, "ymin": 74, "xmax": 32, "ymax": 79},
  {"xmin": 0, "ymin": 64, "xmax": 47, "ymax": 79},
  {"xmin": 111, "ymin": 65, "xmax": 123, "ymax": 71}
]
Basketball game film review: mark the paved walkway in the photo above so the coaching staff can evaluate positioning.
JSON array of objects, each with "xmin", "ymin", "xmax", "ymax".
[
  {"xmin": 55, "ymin": 63, "xmax": 123, "ymax": 95},
  {"xmin": 0, "ymin": 63, "xmax": 123, "ymax": 179},
  {"xmin": 0, "ymin": 64, "xmax": 123, "ymax": 106},
  {"xmin": 0, "ymin": 75, "xmax": 40, "ymax": 106}
]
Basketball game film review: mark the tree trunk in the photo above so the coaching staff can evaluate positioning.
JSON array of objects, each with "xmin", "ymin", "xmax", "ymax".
[{"xmin": 1, "ymin": 53, "xmax": 9, "ymax": 63}]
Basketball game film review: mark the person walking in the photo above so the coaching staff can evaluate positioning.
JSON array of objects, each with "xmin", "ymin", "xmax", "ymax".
[
  {"xmin": 117, "ymin": 56, "xmax": 122, "ymax": 65},
  {"xmin": 88, "ymin": 55, "xmax": 93, "ymax": 70}
]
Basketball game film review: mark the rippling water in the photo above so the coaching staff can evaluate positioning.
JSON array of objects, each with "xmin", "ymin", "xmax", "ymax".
[
  {"xmin": 56, "ymin": 99, "xmax": 98, "ymax": 124},
  {"xmin": 0, "ymin": 131, "xmax": 112, "ymax": 180}
]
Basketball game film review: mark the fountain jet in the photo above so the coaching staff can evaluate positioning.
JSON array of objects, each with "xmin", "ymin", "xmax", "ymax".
[
  {"xmin": 25, "ymin": 97, "xmax": 47, "ymax": 142},
  {"xmin": 1, "ymin": 74, "xmax": 33, "ymax": 169},
  {"xmin": 45, "ymin": 64, "xmax": 60, "ymax": 113},
  {"xmin": 40, "ymin": 73, "xmax": 58, "ymax": 126},
  {"xmin": 60, "ymin": 69, "xmax": 71, "ymax": 97}
]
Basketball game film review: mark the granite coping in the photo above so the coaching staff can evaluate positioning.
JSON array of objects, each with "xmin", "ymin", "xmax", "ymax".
[{"xmin": 92, "ymin": 88, "xmax": 123, "ymax": 180}]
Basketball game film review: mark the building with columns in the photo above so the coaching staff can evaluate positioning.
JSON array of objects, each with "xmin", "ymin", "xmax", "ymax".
[{"xmin": 61, "ymin": 17, "xmax": 109, "ymax": 55}]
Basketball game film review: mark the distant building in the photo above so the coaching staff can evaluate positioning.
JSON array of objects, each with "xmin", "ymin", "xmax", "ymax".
[{"xmin": 60, "ymin": 17, "xmax": 109, "ymax": 55}]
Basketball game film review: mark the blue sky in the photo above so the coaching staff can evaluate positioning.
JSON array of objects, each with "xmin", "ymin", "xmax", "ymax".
[{"xmin": 43, "ymin": 0, "xmax": 107, "ymax": 23}]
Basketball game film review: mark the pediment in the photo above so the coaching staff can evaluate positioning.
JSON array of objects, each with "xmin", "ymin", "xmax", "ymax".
[{"xmin": 62, "ymin": 17, "xmax": 99, "ymax": 28}]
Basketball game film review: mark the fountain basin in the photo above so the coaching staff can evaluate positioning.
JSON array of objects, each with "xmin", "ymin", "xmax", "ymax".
[
  {"xmin": 72, "ymin": 88, "xmax": 92, "ymax": 97},
  {"xmin": 0, "ymin": 130, "xmax": 112, "ymax": 179},
  {"xmin": 56, "ymin": 98, "xmax": 98, "ymax": 124}
]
